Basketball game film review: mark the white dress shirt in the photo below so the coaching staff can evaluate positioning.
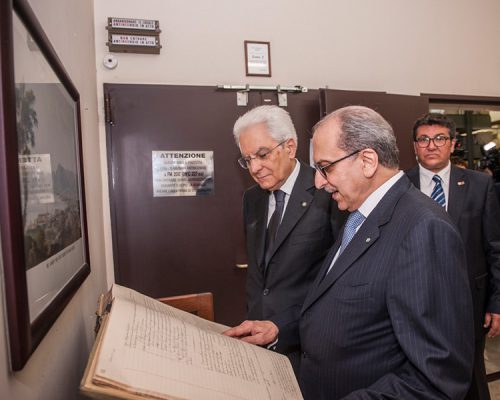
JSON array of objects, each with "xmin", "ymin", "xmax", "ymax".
[{"xmin": 418, "ymin": 162, "xmax": 451, "ymax": 211}]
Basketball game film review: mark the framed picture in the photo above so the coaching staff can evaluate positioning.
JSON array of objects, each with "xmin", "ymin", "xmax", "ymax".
[
  {"xmin": 0, "ymin": 0, "xmax": 90, "ymax": 370},
  {"xmin": 244, "ymin": 40, "xmax": 271, "ymax": 77}
]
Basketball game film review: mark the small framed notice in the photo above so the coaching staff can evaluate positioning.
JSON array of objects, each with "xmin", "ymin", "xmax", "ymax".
[{"xmin": 244, "ymin": 40, "xmax": 271, "ymax": 77}]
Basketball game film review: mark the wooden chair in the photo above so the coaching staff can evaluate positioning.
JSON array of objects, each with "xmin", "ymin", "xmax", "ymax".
[{"xmin": 157, "ymin": 292, "xmax": 214, "ymax": 321}]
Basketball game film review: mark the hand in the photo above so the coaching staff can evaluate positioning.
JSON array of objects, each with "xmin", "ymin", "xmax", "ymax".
[
  {"xmin": 484, "ymin": 312, "xmax": 500, "ymax": 337},
  {"xmin": 222, "ymin": 320, "xmax": 279, "ymax": 346}
]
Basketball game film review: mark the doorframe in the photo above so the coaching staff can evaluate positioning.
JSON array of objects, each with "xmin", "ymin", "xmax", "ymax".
[{"xmin": 423, "ymin": 92, "xmax": 500, "ymax": 170}]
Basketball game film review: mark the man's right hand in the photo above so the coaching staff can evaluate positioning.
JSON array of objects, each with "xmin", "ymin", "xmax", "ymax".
[{"xmin": 222, "ymin": 320, "xmax": 279, "ymax": 346}]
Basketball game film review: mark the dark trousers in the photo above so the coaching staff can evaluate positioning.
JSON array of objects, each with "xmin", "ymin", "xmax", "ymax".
[{"xmin": 465, "ymin": 336, "xmax": 490, "ymax": 400}]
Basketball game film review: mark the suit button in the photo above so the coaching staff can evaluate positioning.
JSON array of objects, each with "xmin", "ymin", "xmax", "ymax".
[{"xmin": 263, "ymin": 288, "xmax": 270, "ymax": 296}]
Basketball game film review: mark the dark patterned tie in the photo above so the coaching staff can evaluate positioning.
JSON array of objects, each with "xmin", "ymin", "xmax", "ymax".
[
  {"xmin": 431, "ymin": 175, "xmax": 446, "ymax": 207},
  {"xmin": 264, "ymin": 190, "xmax": 285, "ymax": 265}
]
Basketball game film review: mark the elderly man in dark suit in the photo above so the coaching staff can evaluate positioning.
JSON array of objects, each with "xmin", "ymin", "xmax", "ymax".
[
  {"xmin": 232, "ymin": 105, "xmax": 344, "ymax": 372},
  {"xmin": 407, "ymin": 113, "xmax": 500, "ymax": 400},
  {"xmin": 225, "ymin": 106, "xmax": 474, "ymax": 399}
]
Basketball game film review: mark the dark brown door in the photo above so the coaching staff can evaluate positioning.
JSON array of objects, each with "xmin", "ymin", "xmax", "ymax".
[
  {"xmin": 320, "ymin": 89, "xmax": 429, "ymax": 170},
  {"xmin": 104, "ymin": 84, "xmax": 320, "ymax": 325}
]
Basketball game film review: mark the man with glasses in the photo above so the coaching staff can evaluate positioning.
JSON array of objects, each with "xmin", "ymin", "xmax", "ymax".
[
  {"xmin": 407, "ymin": 113, "xmax": 500, "ymax": 400},
  {"xmin": 225, "ymin": 106, "xmax": 473, "ymax": 399},
  {"xmin": 232, "ymin": 105, "xmax": 345, "ymax": 372}
]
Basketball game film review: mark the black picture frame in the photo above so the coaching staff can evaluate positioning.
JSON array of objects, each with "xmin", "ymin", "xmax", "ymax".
[
  {"xmin": 244, "ymin": 40, "xmax": 271, "ymax": 77},
  {"xmin": 0, "ymin": 0, "xmax": 90, "ymax": 370}
]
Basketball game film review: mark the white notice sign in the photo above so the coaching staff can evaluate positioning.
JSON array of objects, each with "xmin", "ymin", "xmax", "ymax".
[{"xmin": 152, "ymin": 151, "xmax": 214, "ymax": 197}]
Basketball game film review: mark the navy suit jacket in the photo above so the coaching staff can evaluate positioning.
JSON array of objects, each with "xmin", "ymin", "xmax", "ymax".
[
  {"xmin": 273, "ymin": 175, "xmax": 474, "ymax": 399},
  {"xmin": 243, "ymin": 161, "xmax": 344, "ymax": 321},
  {"xmin": 407, "ymin": 165, "xmax": 500, "ymax": 338}
]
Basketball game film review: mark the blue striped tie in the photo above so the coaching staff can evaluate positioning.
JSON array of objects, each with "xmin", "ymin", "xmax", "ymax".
[
  {"xmin": 431, "ymin": 175, "xmax": 446, "ymax": 207},
  {"xmin": 325, "ymin": 210, "xmax": 365, "ymax": 276},
  {"xmin": 339, "ymin": 210, "xmax": 366, "ymax": 254}
]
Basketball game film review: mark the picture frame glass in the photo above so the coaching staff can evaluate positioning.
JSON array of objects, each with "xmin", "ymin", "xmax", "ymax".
[
  {"xmin": 12, "ymin": 12, "xmax": 87, "ymax": 323},
  {"xmin": 245, "ymin": 41, "xmax": 271, "ymax": 77}
]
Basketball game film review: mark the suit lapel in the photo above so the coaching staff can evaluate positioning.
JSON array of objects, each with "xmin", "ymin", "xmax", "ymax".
[
  {"xmin": 313, "ymin": 239, "xmax": 342, "ymax": 286},
  {"xmin": 406, "ymin": 165, "xmax": 420, "ymax": 189},
  {"xmin": 302, "ymin": 217, "xmax": 381, "ymax": 311},
  {"xmin": 321, "ymin": 223, "xmax": 380, "ymax": 286},
  {"xmin": 302, "ymin": 175, "xmax": 411, "ymax": 312},
  {"xmin": 447, "ymin": 165, "xmax": 467, "ymax": 225},
  {"xmin": 264, "ymin": 162, "xmax": 314, "ymax": 267}
]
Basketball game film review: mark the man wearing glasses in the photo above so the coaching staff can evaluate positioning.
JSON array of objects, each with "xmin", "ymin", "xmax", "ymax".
[
  {"xmin": 225, "ymin": 106, "xmax": 473, "ymax": 399},
  {"xmin": 407, "ymin": 113, "xmax": 500, "ymax": 400},
  {"xmin": 232, "ymin": 105, "xmax": 345, "ymax": 372}
]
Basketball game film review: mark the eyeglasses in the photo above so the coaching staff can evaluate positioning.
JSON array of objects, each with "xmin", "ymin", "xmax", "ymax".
[
  {"xmin": 414, "ymin": 135, "xmax": 450, "ymax": 148},
  {"xmin": 313, "ymin": 150, "xmax": 360, "ymax": 179},
  {"xmin": 238, "ymin": 140, "xmax": 286, "ymax": 169}
]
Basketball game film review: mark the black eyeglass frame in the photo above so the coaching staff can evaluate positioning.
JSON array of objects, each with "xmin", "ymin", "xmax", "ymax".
[
  {"xmin": 313, "ymin": 150, "xmax": 361, "ymax": 179},
  {"xmin": 238, "ymin": 140, "xmax": 287, "ymax": 169},
  {"xmin": 414, "ymin": 135, "xmax": 451, "ymax": 148}
]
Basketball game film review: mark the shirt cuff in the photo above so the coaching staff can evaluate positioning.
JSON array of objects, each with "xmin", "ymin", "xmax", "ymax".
[{"xmin": 266, "ymin": 337, "xmax": 279, "ymax": 351}]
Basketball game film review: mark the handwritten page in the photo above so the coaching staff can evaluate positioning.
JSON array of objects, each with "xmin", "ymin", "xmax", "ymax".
[{"xmin": 91, "ymin": 284, "xmax": 303, "ymax": 400}]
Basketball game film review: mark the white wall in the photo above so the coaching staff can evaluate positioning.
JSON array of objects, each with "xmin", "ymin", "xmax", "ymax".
[{"xmin": 0, "ymin": 0, "xmax": 106, "ymax": 399}]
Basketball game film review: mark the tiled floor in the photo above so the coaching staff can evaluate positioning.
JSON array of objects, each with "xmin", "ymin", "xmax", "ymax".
[{"xmin": 485, "ymin": 336, "xmax": 500, "ymax": 399}]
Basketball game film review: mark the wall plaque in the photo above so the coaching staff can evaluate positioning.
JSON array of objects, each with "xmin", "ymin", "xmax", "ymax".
[
  {"xmin": 108, "ymin": 17, "xmax": 159, "ymax": 32},
  {"xmin": 244, "ymin": 40, "xmax": 271, "ymax": 77},
  {"xmin": 106, "ymin": 17, "xmax": 161, "ymax": 54},
  {"xmin": 152, "ymin": 151, "xmax": 214, "ymax": 197}
]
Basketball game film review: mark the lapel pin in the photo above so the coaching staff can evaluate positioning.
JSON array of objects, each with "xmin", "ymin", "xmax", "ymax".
[
  {"xmin": 457, "ymin": 181, "xmax": 465, "ymax": 186},
  {"xmin": 301, "ymin": 201, "xmax": 307, "ymax": 208},
  {"xmin": 366, "ymin": 237, "xmax": 371, "ymax": 243}
]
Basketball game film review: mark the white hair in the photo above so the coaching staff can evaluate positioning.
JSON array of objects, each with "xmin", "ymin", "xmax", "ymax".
[{"xmin": 232, "ymin": 105, "xmax": 297, "ymax": 147}]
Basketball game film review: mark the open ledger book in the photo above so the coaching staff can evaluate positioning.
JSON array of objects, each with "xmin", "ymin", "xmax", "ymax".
[{"xmin": 80, "ymin": 284, "xmax": 303, "ymax": 400}]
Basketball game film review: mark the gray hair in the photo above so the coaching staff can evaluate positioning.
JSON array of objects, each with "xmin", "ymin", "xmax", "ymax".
[
  {"xmin": 233, "ymin": 105, "xmax": 297, "ymax": 147},
  {"xmin": 314, "ymin": 106, "xmax": 399, "ymax": 169}
]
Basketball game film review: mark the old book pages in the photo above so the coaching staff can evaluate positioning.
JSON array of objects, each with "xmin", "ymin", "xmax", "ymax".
[{"xmin": 80, "ymin": 284, "xmax": 303, "ymax": 400}]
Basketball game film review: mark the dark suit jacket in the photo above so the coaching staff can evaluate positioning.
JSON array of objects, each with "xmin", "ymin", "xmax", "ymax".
[
  {"xmin": 273, "ymin": 175, "xmax": 474, "ymax": 399},
  {"xmin": 243, "ymin": 161, "xmax": 344, "ymax": 321},
  {"xmin": 407, "ymin": 165, "xmax": 500, "ymax": 338}
]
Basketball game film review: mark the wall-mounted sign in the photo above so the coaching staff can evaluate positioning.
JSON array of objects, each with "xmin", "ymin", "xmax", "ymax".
[
  {"xmin": 244, "ymin": 40, "xmax": 271, "ymax": 77},
  {"xmin": 106, "ymin": 17, "xmax": 161, "ymax": 54},
  {"xmin": 152, "ymin": 151, "xmax": 214, "ymax": 197},
  {"xmin": 110, "ymin": 34, "xmax": 158, "ymax": 47},
  {"xmin": 108, "ymin": 17, "xmax": 159, "ymax": 32}
]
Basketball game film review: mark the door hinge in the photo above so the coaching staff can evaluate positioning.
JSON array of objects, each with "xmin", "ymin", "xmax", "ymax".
[{"xmin": 104, "ymin": 93, "xmax": 114, "ymax": 125}]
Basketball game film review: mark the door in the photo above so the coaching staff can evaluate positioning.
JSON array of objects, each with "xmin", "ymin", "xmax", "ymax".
[
  {"xmin": 320, "ymin": 89, "xmax": 429, "ymax": 170},
  {"xmin": 104, "ymin": 84, "xmax": 320, "ymax": 325}
]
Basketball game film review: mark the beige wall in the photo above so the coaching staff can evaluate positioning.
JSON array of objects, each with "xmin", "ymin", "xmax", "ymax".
[
  {"xmin": 1, "ymin": 0, "xmax": 500, "ymax": 398},
  {"xmin": 0, "ymin": 0, "xmax": 106, "ymax": 399},
  {"xmin": 93, "ymin": 0, "xmax": 500, "ymax": 93}
]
